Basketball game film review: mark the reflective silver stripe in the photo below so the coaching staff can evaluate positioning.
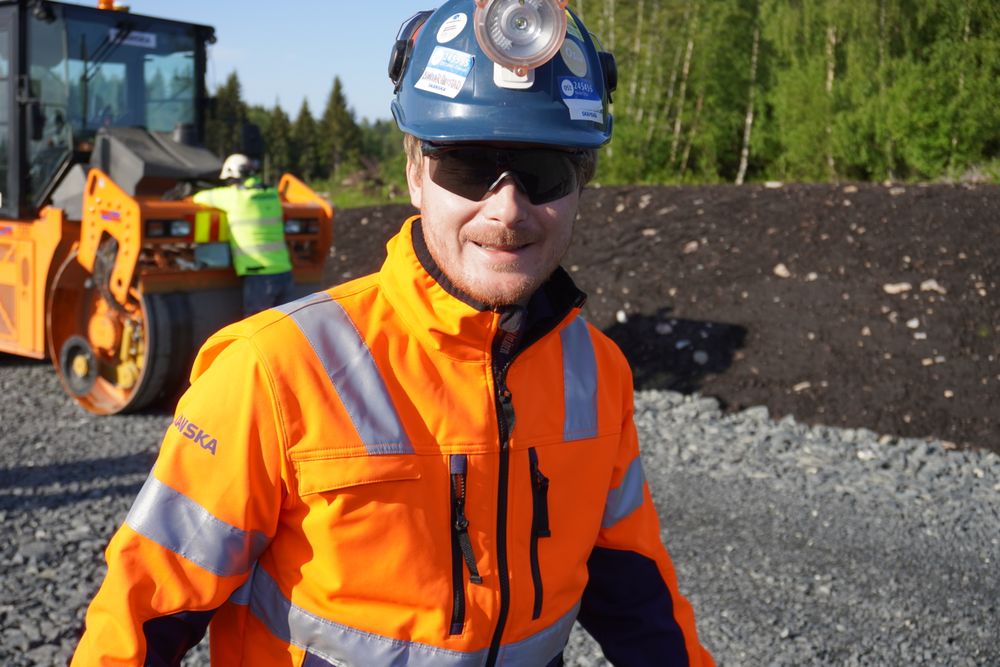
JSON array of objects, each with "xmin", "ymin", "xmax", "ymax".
[
  {"xmin": 279, "ymin": 292, "xmax": 412, "ymax": 454},
  {"xmin": 494, "ymin": 602, "xmax": 579, "ymax": 665},
  {"xmin": 274, "ymin": 291, "xmax": 329, "ymax": 315},
  {"xmin": 228, "ymin": 576, "xmax": 253, "ymax": 606},
  {"xmin": 560, "ymin": 316, "xmax": 598, "ymax": 441},
  {"xmin": 236, "ymin": 565, "xmax": 577, "ymax": 666},
  {"xmin": 232, "ymin": 241, "xmax": 288, "ymax": 256},
  {"xmin": 125, "ymin": 474, "xmax": 269, "ymax": 577},
  {"xmin": 601, "ymin": 456, "xmax": 647, "ymax": 529}
]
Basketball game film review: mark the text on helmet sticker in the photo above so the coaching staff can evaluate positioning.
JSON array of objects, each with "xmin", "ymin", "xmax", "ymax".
[
  {"xmin": 437, "ymin": 13, "xmax": 467, "ymax": 43},
  {"xmin": 560, "ymin": 77, "xmax": 603, "ymax": 122},
  {"xmin": 415, "ymin": 46, "xmax": 475, "ymax": 99},
  {"xmin": 560, "ymin": 39, "xmax": 588, "ymax": 77}
]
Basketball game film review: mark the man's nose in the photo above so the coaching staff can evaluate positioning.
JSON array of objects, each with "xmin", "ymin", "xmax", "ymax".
[{"xmin": 482, "ymin": 172, "xmax": 529, "ymax": 225}]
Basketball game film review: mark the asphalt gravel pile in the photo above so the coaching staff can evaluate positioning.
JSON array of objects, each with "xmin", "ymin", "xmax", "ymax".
[{"xmin": 2, "ymin": 357, "xmax": 997, "ymax": 665}]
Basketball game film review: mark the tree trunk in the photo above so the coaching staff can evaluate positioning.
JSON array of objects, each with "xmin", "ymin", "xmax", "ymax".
[
  {"xmin": 669, "ymin": 18, "xmax": 698, "ymax": 167},
  {"xmin": 646, "ymin": 36, "xmax": 683, "ymax": 145},
  {"xmin": 825, "ymin": 24, "xmax": 838, "ymax": 180},
  {"xmin": 736, "ymin": 25, "xmax": 760, "ymax": 185},
  {"xmin": 948, "ymin": 10, "xmax": 971, "ymax": 172},
  {"xmin": 627, "ymin": 0, "xmax": 646, "ymax": 122},
  {"xmin": 646, "ymin": 2, "xmax": 692, "ymax": 146},
  {"xmin": 878, "ymin": 0, "xmax": 895, "ymax": 179},
  {"xmin": 635, "ymin": 0, "xmax": 662, "ymax": 126},
  {"xmin": 680, "ymin": 91, "xmax": 704, "ymax": 178}
]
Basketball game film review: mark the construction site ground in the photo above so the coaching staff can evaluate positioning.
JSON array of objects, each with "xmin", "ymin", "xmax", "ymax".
[{"xmin": 325, "ymin": 182, "xmax": 1000, "ymax": 454}]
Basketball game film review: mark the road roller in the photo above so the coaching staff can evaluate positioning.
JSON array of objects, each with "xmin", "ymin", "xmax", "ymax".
[{"xmin": 0, "ymin": 1, "xmax": 333, "ymax": 414}]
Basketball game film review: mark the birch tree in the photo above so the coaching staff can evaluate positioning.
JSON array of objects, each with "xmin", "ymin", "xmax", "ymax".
[
  {"xmin": 668, "ymin": 17, "xmax": 698, "ymax": 167},
  {"xmin": 824, "ymin": 22, "xmax": 838, "ymax": 179},
  {"xmin": 736, "ymin": 25, "xmax": 760, "ymax": 184}
]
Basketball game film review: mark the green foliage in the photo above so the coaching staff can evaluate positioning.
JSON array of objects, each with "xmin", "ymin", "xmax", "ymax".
[
  {"xmin": 262, "ymin": 104, "xmax": 292, "ymax": 181},
  {"xmin": 292, "ymin": 100, "xmax": 323, "ymax": 181},
  {"xmin": 203, "ymin": 0, "xmax": 999, "ymax": 192},
  {"xmin": 577, "ymin": 0, "xmax": 999, "ymax": 184},
  {"xmin": 320, "ymin": 77, "xmax": 363, "ymax": 175},
  {"xmin": 204, "ymin": 71, "xmax": 246, "ymax": 158}
]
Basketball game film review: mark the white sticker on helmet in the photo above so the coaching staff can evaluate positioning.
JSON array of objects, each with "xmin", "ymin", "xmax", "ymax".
[
  {"xmin": 560, "ymin": 39, "xmax": 588, "ymax": 77},
  {"xmin": 415, "ymin": 46, "xmax": 475, "ymax": 99},
  {"xmin": 559, "ymin": 76, "xmax": 603, "ymax": 122},
  {"xmin": 437, "ymin": 13, "xmax": 467, "ymax": 43}
]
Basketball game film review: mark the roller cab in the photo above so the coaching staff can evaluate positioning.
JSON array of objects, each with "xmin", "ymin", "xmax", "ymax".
[{"xmin": 0, "ymin": 1, "xmax": 333, "ymax": 414}]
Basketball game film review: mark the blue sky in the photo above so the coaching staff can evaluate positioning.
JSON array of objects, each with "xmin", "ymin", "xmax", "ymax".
[{"xmin": 137, "ymin": 1, "xmax": 434, "ymax": 123}]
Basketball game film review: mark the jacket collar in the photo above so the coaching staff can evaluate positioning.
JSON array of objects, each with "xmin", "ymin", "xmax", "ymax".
[{"xmin": 378, "ymin": 216, "xmax": 586, "ymax": 362}]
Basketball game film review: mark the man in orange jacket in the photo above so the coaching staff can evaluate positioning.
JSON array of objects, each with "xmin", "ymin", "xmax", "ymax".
[{"xmin": 73, "ymin": 1, "xmax": 714, "ymax": 665}]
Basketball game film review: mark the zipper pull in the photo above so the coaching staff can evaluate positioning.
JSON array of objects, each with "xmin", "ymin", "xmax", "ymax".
[
  {"xmin": 499, "ymin": 387, "xmax": 516, "ymax": 435},
  {"xmin": 451, "ymin": 456, "xmax": 483, "ymax": 584},
  {"xmin": 528, "ymin": 448, "xmax": 551, "ymax": 538}
]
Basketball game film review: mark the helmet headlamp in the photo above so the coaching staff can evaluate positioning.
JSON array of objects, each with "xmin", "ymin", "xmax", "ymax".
[{"xmin": 473, "ymin": 0, "xmax": 569, "ymax": 76}]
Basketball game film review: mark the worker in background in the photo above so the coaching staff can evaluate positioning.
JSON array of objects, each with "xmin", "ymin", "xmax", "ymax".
[
  {"xmin": 72, "ymin": 1, "xmax": 714, "ymax": 665},
  {"xmin": 194, "ymin": 154, "xmax": 294, "ymax": 316}
]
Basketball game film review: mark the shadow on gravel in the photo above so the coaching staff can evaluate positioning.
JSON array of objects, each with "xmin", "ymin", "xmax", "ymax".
[
  {"xmin": 0, "ymin": 353, "xmax": 48, "ymax": 367},
  {"xmin": 602, "ymin": 308, "xmax": 746, "ymax": 395},
  {"xmin": 0, "ymin": 482, "xmax": 149, "ymax": 511},
  {"xmin": 0, "ymin": 451, "xmax": 156, "ymax": 488}
]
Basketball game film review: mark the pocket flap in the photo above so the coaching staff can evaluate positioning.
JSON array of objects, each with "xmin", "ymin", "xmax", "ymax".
[{"xmin": 293, "ymin": 454, "xmax": 421, "ymax": 495}]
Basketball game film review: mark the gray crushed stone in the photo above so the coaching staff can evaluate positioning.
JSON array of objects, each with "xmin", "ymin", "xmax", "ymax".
[{"xmin": 1, "ymin": 359, "xmax": 998, "ymax": 665}]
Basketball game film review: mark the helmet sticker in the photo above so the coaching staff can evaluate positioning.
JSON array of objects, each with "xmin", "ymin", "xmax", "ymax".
[
  {"xmin": 415, "ymin": 46, "xmax": 475, "ymax": 99},
  {"xmin": 437, "ymin": 13, "xmax": 467, "ymax": 43},
  {"xmin": 560, "ymin": 39, "xmax": 588, "ymax": 77},
  {"xmin": 559, "ymin": 76, "xmax": 603, "ymax": 122}
]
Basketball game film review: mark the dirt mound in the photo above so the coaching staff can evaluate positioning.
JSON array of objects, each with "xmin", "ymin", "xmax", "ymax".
[{"xmin": 324, "ymin": 183, "xmax": 1000, "ymax": 454}]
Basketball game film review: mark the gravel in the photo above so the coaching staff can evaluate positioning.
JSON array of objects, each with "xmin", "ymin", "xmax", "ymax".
[{"xmin": 2, "ymin": 358, "xmax": 998, "ymax": 666}]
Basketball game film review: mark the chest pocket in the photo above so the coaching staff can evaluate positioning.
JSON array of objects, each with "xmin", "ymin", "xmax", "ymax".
[{"xmin": 293, "ymin": 453, "xmax": 421, "ymax": 496}]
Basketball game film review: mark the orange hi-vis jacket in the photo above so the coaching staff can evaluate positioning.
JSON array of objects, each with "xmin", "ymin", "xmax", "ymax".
[{"xmin": 73, "ymin": 217, "xmax": 714, "ymax": 666}]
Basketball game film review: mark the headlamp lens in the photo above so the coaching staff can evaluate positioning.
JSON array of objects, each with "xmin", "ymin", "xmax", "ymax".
[
  {"xmin": 473, "ymin": 0, "xmax": 569, "ymax": 75},
  {"xmin": 421, "ymin": 142, "xmax": 583, "ymax": 205}
]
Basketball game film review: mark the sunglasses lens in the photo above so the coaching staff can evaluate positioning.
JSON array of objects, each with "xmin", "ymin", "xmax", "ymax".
[
  {"xmin": 426, "ymin": 150, "xmax": 499, "ymax": 201},
  {"xmin": 515, "ymin": 152, "xmax": 579, "ymax": 204},
  {"xmin": 425, "ymin": 146, "xmax": 580, "ymax": 205}
]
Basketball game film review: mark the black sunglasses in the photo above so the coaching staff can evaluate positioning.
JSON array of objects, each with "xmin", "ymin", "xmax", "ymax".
[{"xmin": 420, "ymin": 142, "xmax": 585, "ymax": 205}]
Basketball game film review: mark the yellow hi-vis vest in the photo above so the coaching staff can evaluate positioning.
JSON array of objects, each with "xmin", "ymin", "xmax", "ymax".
[{"xmin": 193, "ymin": 180, "xmax": 292, "ymax": 276}]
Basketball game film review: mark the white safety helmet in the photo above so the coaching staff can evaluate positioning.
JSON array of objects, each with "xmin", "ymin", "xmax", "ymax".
[{"xmin": 220, "ymin": 153, "xmax": 257, "ymax": 180}]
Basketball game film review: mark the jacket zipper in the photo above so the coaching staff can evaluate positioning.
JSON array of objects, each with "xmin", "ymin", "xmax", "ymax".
[
  {"xmin": 449, "ymin": 453, "xmax": 482, "ymax": 635},
  {"xmin": 484, "ymin": 295, "xmax": 582, "ymax": 665},
  {"xmin": 528, "ymin": 447, "xmax": 551, "ymax": 620},
  {"xmin": 485, "ymin": 378, "xmax": 515, "ymax": 667}
]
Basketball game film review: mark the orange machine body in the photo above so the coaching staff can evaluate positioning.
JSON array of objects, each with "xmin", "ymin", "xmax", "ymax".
[
  {"xmin": 0, "ymin": 0, "xmax": 335, "ymax": 413},
  {"xmin": 0, "ymin": 166, "xmax": 332, "ymax": 412}
]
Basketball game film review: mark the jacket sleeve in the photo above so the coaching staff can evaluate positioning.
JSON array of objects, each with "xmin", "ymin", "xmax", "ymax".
[
  {"xmin": 577, "ymin": 382, "xmax": 714, "ymax": 667},
  {"xmin": 71, "ymin": 333, "xmax": 286, "ymax": 666},
  {"xmin": 191, "ymin": 188, "xmax": 215, "ymax": 207}
]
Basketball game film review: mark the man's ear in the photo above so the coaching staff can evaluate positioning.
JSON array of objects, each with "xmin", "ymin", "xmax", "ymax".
[{"xmin": 406, "ymin": 158, "xmax": 423, "ymax": 209}]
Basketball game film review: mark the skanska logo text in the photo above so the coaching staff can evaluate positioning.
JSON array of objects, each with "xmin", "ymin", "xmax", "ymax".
[{"xmin": 172, "ymin": 414, "xmax": 218, "ymax": 455}]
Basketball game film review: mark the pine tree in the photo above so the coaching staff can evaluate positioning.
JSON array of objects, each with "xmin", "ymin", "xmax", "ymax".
[
  {"xmin": 292, "ymin": 100, "xmax": 321, "ymax": 181},
  {"xmin": 319, "ymin": 77, "xmax": 363, "ymax": 178},
  {"xmin": 204, "ymin": 71, "xmax": 247, "ymax": 158},
  {"xmin": 264, "ymin": 104, "xmax": 293, "ymax": 182}
]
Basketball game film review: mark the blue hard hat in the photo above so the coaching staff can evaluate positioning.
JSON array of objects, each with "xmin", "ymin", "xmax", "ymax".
[{"xmin": 388, "ymin": 0, "xmax": 616, "ymax": 149}]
